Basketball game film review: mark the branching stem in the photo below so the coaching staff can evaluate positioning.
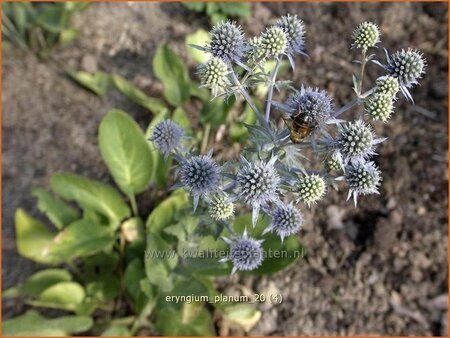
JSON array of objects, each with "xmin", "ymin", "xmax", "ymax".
[{"xmin": 265, "ymin": 58, "xmax": 282, "ymax": 122}]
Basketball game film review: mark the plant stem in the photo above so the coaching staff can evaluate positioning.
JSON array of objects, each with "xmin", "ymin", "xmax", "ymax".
[
  {"xmin": 358, "ymin": 49, "xmax": 367, "ymax": 96},
  {"xmin": 129, "ymin": 194, "xmax": 138, "ymax": 216},
  {"xmin": 332, "ymin": 87, "xmax": 375, "ymax": 118},
  {"xmin": 201, "ymin": 123, "xmax": 211, "ymax": 154},
  {"xmin": 229, "ymin": 69, "xmax": 263, "ymax": 118},
  {"xmin": 265, "ymin": 58, "xmax": 281, "ymax": 122}
]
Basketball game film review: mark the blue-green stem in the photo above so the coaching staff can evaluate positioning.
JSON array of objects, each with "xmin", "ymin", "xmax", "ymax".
[{"xmin": 265, "ymin": 58, "xmax": 282, "ymax": 122}]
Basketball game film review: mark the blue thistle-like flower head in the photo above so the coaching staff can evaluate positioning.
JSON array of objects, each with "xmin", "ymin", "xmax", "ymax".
[
  {"xmin": 151, "ymin": 120, "xmax": 184, "ymax": 156},
  {"xmin": 336, "ymin": 120, "xmax": 385, "ymax": 163},
  {"xmin": 345, "ymin": 161, "xmax": 382, "ymax": 206},
  {"xmin": 247, "ymin": 36, "xmax": 266, "ymax": 64},
  {"xmin": 179, "ymin": 152, "xmax": 221, "ymax": 210},
  {"xmin": 264, "ymin": 202, "xmax": 303, "ymax": 242},
  {"xmin": 276, "ymin": 14, "xmax": 305, "ymax": 56},
  {"xmin": 386, "ymin": 48, "xmax": 426, "ymax": 89},
  {"xmin": 260, "ymin": 25, "xmax": 288, "ymax": 58},
  {"xmin": 221, "ymin": 229, "xmax": 264, "ymax": 274},
  {"xmin": 352, "ymin": 22, "xmax": 380, "ymax": 51},
  {"xmin": 208, "ymin": 195, "xmax": 234, "ymax": 221},
  {"xmin": 364, "ymin": 93, "xmax": 395, "ymax": 122},
  {"xmin": 284, "ymin": 86, "xmax": 333, "ymax": 131},
  {"xmin": 236, "ymin": 156, "xmax": 280, "ymax": 227},
  {"xmin": 208, "ymin": 21, "xmax": 246, "ymax": 63},
  {"xmin": 296, "ymin": 174, "xmax": 326, "ymax": 206},
  {"xmin": 197, "ymin": 57, "xmax": 230, "ymax": 97}
]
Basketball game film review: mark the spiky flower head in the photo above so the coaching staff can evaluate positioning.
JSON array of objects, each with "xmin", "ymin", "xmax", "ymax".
[
  {"xmin": 285, "ymin": 86, "xmax": 333, "ymax": 130},
  {"xmin": 198, "ymin": 57, "xmax": 230, "ymax": 97},
  {"xmin": 296, "ymin": 174, "xmax": 326, "ymax": 206},
  {"xmin": 208, "ymin": 21, "xmax": 246, "ymax": 63},
  {"xmin": 247, "ymin": 36, "xmax": 266, "ymax": 64},
  {"xmin": 208, "ymin": 195, "xmax": 234, "ymax": 221},
  {"xmin": 151, "ymin": 120, "xmax": 184, "ymax": 156},
  {"xmin": 364, "ymin": 93, "xmax": 395, "ymax": 122},
  {"xmin": 275, "ymin": 14, "xmax": 305, "ymax": 56},
  {"xmin": 352, "ymin": 22, "xmax": 380, "ymax": 51},
  {"xmin": 346, "ymin": 161, "xmax": 382, "ymax": 206},
  {"xmin": 221, "ymin": 230, "xmax": 264, "ymax": 274},
  {"xmin": 236, "ymin": 156, "xmax": 280, "ymax": 226},
  {"xmin": 264, "ymin": 203, "xmax": 303, "ymax": 242},
  {"xmin": 386, "ymin": 48, "xmax": 426, "ymax": 88},
  {"xmin": 325, "ymin": 152, "xmax": 344, "ymax": 173},
  {"xmin": 179, "ymin": 152, "xmax": 221, "ymax": 210},
  {"xmin": 260, "ymin": 26, "xmax": 288, "ymax": 58},
  {"xmin": 336, "ymin": 120, "xmax": 384, "ymax": 163},
  {"xmin": 375, "ymin": 75, "xmax": 400, "ymax": 97}
]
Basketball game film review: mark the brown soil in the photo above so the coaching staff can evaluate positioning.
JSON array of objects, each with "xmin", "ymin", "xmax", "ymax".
[{"xmin": 2, "ymin": 2, "xmax": 448, "ymax": 336}]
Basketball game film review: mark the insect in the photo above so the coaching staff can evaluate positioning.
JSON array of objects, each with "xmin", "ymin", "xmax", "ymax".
[{"xmin": 282, "ymin": 109, "xmax": 317, "ymax": 143}]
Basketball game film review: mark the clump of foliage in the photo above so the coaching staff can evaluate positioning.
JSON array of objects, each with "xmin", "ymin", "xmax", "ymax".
[
  {"xmin": 2, "ymin": 1, "xmax": 88, "ymax": 57},
  {"xmin": 182, "ymin": 1, "xmax": 251, "ymax": 25},
  {"xmin": 4, "ymin": 15, "xmax": 425, "ymax": 336}
]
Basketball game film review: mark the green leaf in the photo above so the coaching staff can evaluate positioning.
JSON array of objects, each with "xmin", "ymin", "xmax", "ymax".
[
  {"xmin": 111, "ymin": 75, "xmax": 167, "ymax": 114},
  {"xmin": 124, "ymin": 259, "xmax": 147, "ymax": 311},
  {"xmin": 155, "ymin": 304, "xmax": 215, "ymax": 336},
  {"xmin": 32, "ymin": 188, "xmax": 79, "ymax": 229},
  {"xmin": 99, "ymin": 109, "xmax": 154, "ymax": 195},
  {"xmin": 145, "ymin": 190, "xmax": 189, "ymax": 233},
  {"xmin": 145, "ymin": 233, "xmax": 178, "ymax": 292},
  {"xmin": 45, "ymin": 220, "xmax": 115, "ymax": 262},
  {"xmin": 15, "ymin": 209, "xmax": 56, "ymax": 264},
  {"xmin": 153, "ymin": 45, "xmax": 191, "ymax": 106},
  {"xmin": 2, "ymin": 311, "xmax": 93, "ymax": 336},
  {"xmin": 34, "ymin": 281, "xmax": 85, "ymax": 312},
  {"xmin": 185, "ymin": 29, "xmax": 210, "ymax": 63},
  {"xmin": 82, "ymin": 252, "xmax": 119, "ymax": 279},
  {"xmin": 101, "ymin": 326, "xmax": 131, "ymax": 336},
  {"xmin": 85, "ymin": 275, "xmax": 120, "ymax": 302},
  {"xmin": 222, "ymin": 304, "xmax": 261, "ymax": 332},
  {"xmin": 217, "ymin": 2, "xmax": 252, "ymax": 17},
  {"xmin": 200, "ymin": 95, "xmax": 236, "ymax": 128},
  {"xmin": 172, "ymin": 106, "xmax": 191, "ymax": 132},
  {"xmin": 51, "ymin": 172, "xmax": 130, "ymax": 225},
  {"xmin": 66, "ymin": 70, "xmax": 110, "ymax": 96},
  {"xmin": 182, "ymin": 2, "xmax": 206, "ymax": 12},
  {"xmin": 4, "ymin": 269, "xmax": 72, "ymax": 298}
]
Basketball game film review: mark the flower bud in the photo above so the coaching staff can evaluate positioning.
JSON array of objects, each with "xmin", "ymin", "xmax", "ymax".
[
  {"xmin": 198, "ymin": 57, "xmax": 230, "ymax": 96},
  {"xmin": 260, "ymin": 26, "xmax": 288, "ymax": 58},
  {"xmin": 336, "ymin": 120, "xmax": 376, "ymax": 163},
  {"xmin": 352, "ymin": 22, "xmax": 380, "ymax": 51},
  {"xmin": 265, "ymin": 203, "xmax": 303, "ymax": 242},
  {"xmin": 209, "ymin": 195, "xmax": 234, "ymax": 221},
  {"xmin": 387, "ymin": 48, "xmax": 426, "ymax": 88},
  {"xmin": 209, "ymin": 21, "xmax": 246, "ymax": 63},
  {"xmin": 276, "ymin": 14, "xmax": 305, "ymax": 56},
  {"xmin": 375, "ymin": 75, "xmax": 400, "ymax": 97},
  {"xmin": 365, "ymin": 93, "xmax": 394, "ymax": 122},
  {"xmin": 346, "ymin": 161, "xmax": 382, "ymax": 205},
  {"xmin": 297, "ymin": 174, "xmax": 326, "ymax": 206}
]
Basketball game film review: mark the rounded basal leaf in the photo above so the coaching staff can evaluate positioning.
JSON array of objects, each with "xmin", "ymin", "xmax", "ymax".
[
  {"xmin": 37, "ymin": 282, "xmax": 86, "ymax": 311},
  {"xmin": 2, "ymin": 311, "xmax": 93, "ymax": 336},
  {"xmin": 51, "ymin": 173, "xmax": 130, "ymax": 225},
  {"xmin": 99, "ymin": 109, "xmax": 154, "ymax": 195},
  {"xmin": 15, "ymin": 209, "xmax": 56, "ymax": 264},
  {"xmin": 17, "ymin": 269, "xmax": 73, "ymax": 297}
]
